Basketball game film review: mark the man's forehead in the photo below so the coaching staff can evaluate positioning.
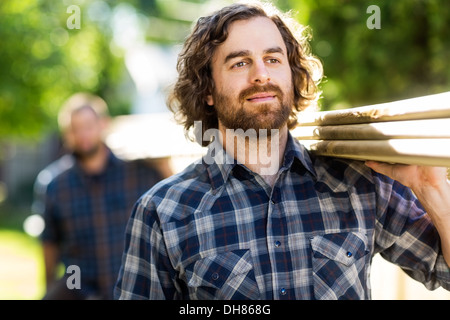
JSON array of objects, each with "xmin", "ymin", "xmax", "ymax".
[{"xmin": 213, "ymin": 16, "xmax": 287, "ymax": 61}]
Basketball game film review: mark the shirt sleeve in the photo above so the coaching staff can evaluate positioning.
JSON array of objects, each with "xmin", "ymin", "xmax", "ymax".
[
  {"xmin": 373, "ymin": 171, "xmax": 450, "ymax": 291},
  {"xmin": 40, "ymin": 181, "xmax": 61, "ymax": 244},
  {"xmin": 114, "ymin": 196, "xmax": 179, "ymax": 300}
]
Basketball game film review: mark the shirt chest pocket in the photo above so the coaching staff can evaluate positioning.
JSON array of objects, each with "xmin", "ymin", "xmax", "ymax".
[
  {"xmin": 311, "ymin": 232, "xmax": 370, "ymax": 300},
  {"xmin": 185, "ymin": 249, "xmax": 260, "ymax": 300}
]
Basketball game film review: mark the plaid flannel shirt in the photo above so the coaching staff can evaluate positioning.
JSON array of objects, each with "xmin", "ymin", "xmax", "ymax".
[
  {"xmin": 41, "ymin": 150, "xmax": 163, "ymax": 299},
  {"xmin": 115, "ymin": 134, "xmax": 450, "ymax": 300}
]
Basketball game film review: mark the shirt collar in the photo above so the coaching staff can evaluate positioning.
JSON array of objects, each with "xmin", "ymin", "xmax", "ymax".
[
  {"xmin": 283, "ymin": 133, "xmax": 317, "ymax": 178},
  {"xmin": 203, "ymin": 132, "xmax": 317, "ymax": 192},
  {"xmin": 202, "ymin": 138, "xmax": 237, "ymax": 192}
]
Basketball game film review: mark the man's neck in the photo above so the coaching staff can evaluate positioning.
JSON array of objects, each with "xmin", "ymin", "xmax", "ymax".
[
  {"xmin": 219, "ymin": 124, "xmax": 288, "ymax": 187},
  {"xmin": 78, "ymin": 144, "xmax": 110, "ymax": 175}
]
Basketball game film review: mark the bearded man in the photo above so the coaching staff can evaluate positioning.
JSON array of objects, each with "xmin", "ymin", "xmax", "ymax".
[
  {"xmin": 39, "ymin": 92, "xmax": 163, "ymax": 299},
  {"xmin": 115, "ymin": 2, "xmax": 450, "ymax": 300}
]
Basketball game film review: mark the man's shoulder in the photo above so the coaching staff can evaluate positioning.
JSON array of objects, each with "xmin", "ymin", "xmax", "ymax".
[
  {"xmin": 40, "ymin": 155, "xmax": 76, "ymax": 188},
  {"xmin": 139, "ymin": 160, "xmax": 210, "ymax": 207},
  {"xmin": 311, "ymin": 155, "xmax": 377, "ymax": 191},
  {"xmin": 123, "ymin": 158, "xmax": 165, "ymax": 180}
]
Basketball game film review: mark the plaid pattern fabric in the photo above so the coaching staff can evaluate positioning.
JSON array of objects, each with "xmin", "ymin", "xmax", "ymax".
[
  {"xmin": 41, "ymin": 150, "xmax": 163, "ymax": 299},
  {"xmin": 114, "ymin": 134, "xmax": 450, "ymax": 300}
]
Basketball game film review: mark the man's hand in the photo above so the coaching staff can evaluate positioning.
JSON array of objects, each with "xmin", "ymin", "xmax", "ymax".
[{"xmin": 364, "ymin": 161, "xmax": 448, "ymax": 192}]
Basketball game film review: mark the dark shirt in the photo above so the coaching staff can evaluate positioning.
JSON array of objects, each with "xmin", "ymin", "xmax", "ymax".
[{"xmin": 41, "ymin": 149, "xmax": 163, "ymax": 299}]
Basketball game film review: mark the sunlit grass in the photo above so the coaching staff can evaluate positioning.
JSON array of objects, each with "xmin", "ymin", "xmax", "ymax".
[{"xmin": 0, "ymin": 230, "xmax": 45, "ymax": 300}]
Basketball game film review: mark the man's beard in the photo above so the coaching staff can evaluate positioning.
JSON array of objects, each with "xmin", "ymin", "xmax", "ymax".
[
  {"xmin": 73, "ymin": 143, "xmax": 102, "ymax": 161},
  {"xmin": 212, "ymin": 83, "xmax": 293, "ymax": 135}
]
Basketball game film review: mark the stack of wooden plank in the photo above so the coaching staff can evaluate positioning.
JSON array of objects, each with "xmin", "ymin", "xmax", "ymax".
[{"xmin": 292, "ymin": 91, "xmax": 450, "ymax": 167}]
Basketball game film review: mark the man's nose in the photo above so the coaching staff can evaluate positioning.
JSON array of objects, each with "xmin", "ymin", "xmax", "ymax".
[{"xmin": 250, "ymin": 61, "xmax": 271, "ymax": 84}]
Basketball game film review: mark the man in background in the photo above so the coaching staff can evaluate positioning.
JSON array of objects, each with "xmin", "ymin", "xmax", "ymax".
[{"xmin": 37, "ymin": 92, "xmax": 164, "ymax": 299}]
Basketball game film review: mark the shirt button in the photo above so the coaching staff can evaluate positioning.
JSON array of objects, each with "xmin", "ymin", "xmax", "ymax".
[
  {"xmin": 280, "ymin": 288, "xmax": 287, "ymax": 296},
  {"xmin": 274, "ymin": 240, "xmax": 281, "ymax": 248},
  {"xmin": 346, "ymin": 251, "xmax": 353, "ymax": 258},
  {"xmin": 211, "ymin": 272, "xmax": 219, "ymax": 281},
  {"xmin": 270, "ymin": 199, "xmax": 275, "ymax": 205}
]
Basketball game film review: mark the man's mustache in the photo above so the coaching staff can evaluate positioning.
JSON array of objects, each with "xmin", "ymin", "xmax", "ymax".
[{"xmin": 239, "ymin": 83, "xmax": 284, "ymax": 103}]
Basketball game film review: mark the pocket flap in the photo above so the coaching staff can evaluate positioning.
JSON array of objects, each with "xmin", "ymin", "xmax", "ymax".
[
  {"xmin": 186, "ymin": 249, "xmax": 253, "ymax": 289},
  {"xmin": 311, "ymin": 232, "xmax": 368, "ymax": 266}
]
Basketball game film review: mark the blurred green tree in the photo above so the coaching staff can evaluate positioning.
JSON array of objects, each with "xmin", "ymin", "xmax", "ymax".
[
  {"xmin": 0, "ymin": 0, "xmax": 128, "ymax": 139},
  {"xmin": 0, "ymin": 0, "xmax": 228, "ymax": 141},
  {"xmin": 1, "ymin": 0, "xmax": 448, "ymax": 140},
  {"xmin": 281, "ymin": 0, "xmax": 450, "ymax": 110}
]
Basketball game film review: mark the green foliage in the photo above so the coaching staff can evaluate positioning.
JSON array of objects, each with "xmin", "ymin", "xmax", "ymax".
[
  {"xmin": 0, "ymin": 0, "xmax": 128, "ymax": 139},
  {"xmin": 2, "ymin": 0, "xmax": 449, "ymax": 139},
  {"xmin": 280, "ymin": 0, "xmax": 450, "ymax": 110}
]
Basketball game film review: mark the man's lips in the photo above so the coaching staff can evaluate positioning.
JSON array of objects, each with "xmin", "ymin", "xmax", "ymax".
[{"xmin": 246, "ymin": 92, "xmax": 276, "ymax": 102}]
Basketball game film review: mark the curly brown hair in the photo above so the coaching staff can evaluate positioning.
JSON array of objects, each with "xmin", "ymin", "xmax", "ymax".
[{"xmin": 168, "ymin": 1, "xmax": 323, "ymax": 146}]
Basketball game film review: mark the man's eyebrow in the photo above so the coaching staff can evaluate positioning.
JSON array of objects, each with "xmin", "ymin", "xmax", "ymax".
[
  {"xmin": 223, "ymin": 46, "xmax": 285, "ymax": 64},
  {"xmin": 224, "ymin": 50, "xmax": 251, "ymax": 64},
  {"xmin": 264, "ymin": 46, "xmax": 284, "ymax": 55}
]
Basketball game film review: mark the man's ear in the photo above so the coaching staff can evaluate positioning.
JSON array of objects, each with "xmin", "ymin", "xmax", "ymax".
[{"xmin": 205, "ymin": 94, "xmax": 214, "ymax": 106}]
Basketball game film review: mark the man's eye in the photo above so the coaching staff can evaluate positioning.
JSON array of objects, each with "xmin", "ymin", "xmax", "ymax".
[
  {"xmin": 267, "ymin": 58, "xmax": 280, "ymax": 64},
  {"xmin": 233, "ymin": 61, "xmax": 247, "ymax": 68}
]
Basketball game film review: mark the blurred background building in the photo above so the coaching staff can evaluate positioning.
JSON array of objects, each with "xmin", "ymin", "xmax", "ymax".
[{"xmin": 0, "ymin": 0, "xmax": 449, "ymax": 299}]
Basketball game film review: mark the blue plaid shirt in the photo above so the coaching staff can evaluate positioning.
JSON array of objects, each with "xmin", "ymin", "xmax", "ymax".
[
  {"xmin": 115, "ymin": 134, "xmax": 450, "ymax": 300},
  {"xmin": 41, "ymin": 150, "xmax": 163, "ymax": 299}
]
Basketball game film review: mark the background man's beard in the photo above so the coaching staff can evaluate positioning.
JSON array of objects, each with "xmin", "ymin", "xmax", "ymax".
[
  {"xmin": 213, "ymin": 84, "xmax": 293, "ymax": 134},
  {"xmin": 73, "ymin": 143, "xmax": 102, "ymax": 161}
]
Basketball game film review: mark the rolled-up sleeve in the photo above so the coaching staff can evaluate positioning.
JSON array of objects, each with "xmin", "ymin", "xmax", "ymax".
[{"xmin": 373, "ymin": 171, "xmax": 450, "ymax": 291}]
